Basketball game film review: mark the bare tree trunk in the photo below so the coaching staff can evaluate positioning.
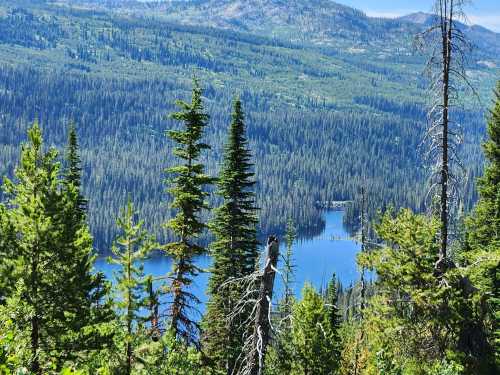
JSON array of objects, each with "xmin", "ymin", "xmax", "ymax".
[
  {"xmin": 439, "ymin": 0, "xmax": 453, "ymax": 262},
  {"xmin": 249, "ymin": 236, "xmax": 279, "ymax": 375},
  {"xmin": 422, "ymin": 0, "xmax": 470, "ymax": 271},
  {"xmin": 359, "ymin": 185, "xmax": 367, "ymax": 312}
]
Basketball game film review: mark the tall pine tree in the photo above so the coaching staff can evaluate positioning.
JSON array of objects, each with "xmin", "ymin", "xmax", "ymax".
[
  {"xmin": 202, "ymin": 99, "xmax": 258, "ymax": 373},
  {"xmin": 2, "ymin": 122, "xmax": 64, "ymax": 374},
  {"xmin": 1, "ymin": 123, "xmax": 115, "ymax": 372},
  {"xmin": 324, "ymin": 274, "xmax": 342, "ymax": 372},
  {"xmin": 465, "ymin": 82, "xmax": 500, "ymax": 371},
  {"xmin": 63, "ymin": 122, "xmax": 87, "ymax": 217},
  {"xmin": 53, "ymin": 123, "xmax": 114, "ymax": 366},
  {"xmin": 164, "ymin": 80, "xmax": 212, "ymax": 345}
]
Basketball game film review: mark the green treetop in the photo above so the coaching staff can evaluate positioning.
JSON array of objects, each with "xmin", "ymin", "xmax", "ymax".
[
  {"xmin": 164, "ymin": 80, "xmax": 213, "ymax": 345},
  {"xmin": 325, "ymin": 274, "xmax": 342, "ymax": 366},
  {"xmin": 202, "ymin": 98, "xmax": 258, "ymax": 373},
  {"xmin": 64, "ymin": 122, "xmax": 87, "ymax": 217},
  {"xmin": 51, "ymin": 123, "xmax": 114, "ymax": 367},
  {"xmin": 108, "ymin": 199, "xmax": 155, "ymax": 375},
  {"xmin": 465, "ymin": 82, "xmax": 500, "ymax": 371},
  {"xmin": 290, "ymin": 284, "xmax": 339, "ymax": 375},
  {"xmin": 1, "ymin": 122, "xmax": 67, "ymax": 373},
  {"xmin": 468, "ymin": 82, "xmax": 500, "ymax": 249}
]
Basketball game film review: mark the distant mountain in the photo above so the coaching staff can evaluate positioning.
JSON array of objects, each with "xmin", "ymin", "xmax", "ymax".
[
  {"xmin": 65, "ymin": 0, "xmax": 394, "ymax": 44},
  {"xmin": 67, "ymin": 0, "xmax": 500, "ymax": 57},
  {"xmin": 398, "ymin": 12, "xmax": 434, "ymax": 25},
  {"xmin": 400, "ymin": 11, "xmax": 500, "ymax": 54}
]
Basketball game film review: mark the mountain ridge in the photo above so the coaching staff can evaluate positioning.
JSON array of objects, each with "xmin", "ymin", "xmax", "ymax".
[
  {"xmin": 63, "ymin": 0, "xmax": 500, "ymax": 34},
  {"xmin": 60, "ymin": 0, "xmax": 500, "ymax": 56}
]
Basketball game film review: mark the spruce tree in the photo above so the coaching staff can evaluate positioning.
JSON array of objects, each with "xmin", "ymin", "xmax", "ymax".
[
  {"xmin": 108, "ymin": 199, "xmax": 154, "ymax": 375},
  {"xmin": 1, "ymin": 123, "xmax": 115, "ymax": 372},
  {"xmin": 290, "ymin": 284, "xmax": 338, "ymax": 375},
  {"xmin": 164, "ymin": 80, "xmax": 213, "ymax": 345},
  {"xmin": 202, "ymin": 99, "xmax": 258, "ymax": 372},
  {"xmin": 63, "ymin": 122, "xmax": 87, "ymax": 217},
  {"xmin": 52, "ymin": 123, "xmax": 114, "ymax": 366},
  {"xmin": 324, "ymin": 274, "xmax": 342, "ymax": 372},
  {"xmin": 468, "ymin": 82, "xmax": 500, "ymax": 248},
  {"xmin": 0, "ymin": 203, "xmax": 17, "ymax": 302},
  {"xmin": 1, "ymin": 122, "xmax": 64, "ymax": 374},
  {"xmin": 465, "ymin": 83, "xmax": 500, "ymax": 371}
]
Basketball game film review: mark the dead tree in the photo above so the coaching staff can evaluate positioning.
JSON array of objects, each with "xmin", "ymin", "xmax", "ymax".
[
  {"xmin": 354, "ymin": 185, "xmax": 368, "ymax": 375},
  {"xmin": 419, "ymin": 0, "xmax": 472, "ymax": 271},
  {"xmin": 359, "ymin": 185, "xmax": 367, "ymax": 314},
  {"xmin": 248, "ymin": 236, "xmax": 279, "ymax": 375},
  {"xmin": 220, "ymin": 236, "xmax": 280, "ymax": 375}
]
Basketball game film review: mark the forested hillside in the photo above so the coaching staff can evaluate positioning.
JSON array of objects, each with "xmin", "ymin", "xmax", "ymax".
[{"xmin": 0, "ymin": 0, "xmax": 498, "ymax": 249}]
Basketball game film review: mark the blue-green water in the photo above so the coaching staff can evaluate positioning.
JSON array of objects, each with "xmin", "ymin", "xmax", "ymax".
[{"xmin": 94, "ymin": 210, "xmax": 361, "ymax": 309}]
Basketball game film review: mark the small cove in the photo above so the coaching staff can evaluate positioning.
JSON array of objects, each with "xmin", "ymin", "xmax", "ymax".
[{"xmin": 94, "ymin": 210, "xmax": 362, "ymax": 311}]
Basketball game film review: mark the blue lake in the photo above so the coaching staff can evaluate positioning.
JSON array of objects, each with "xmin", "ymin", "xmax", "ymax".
[{"xmin": 94, "ymin": 210, "xmax": 361, "ymax": 311}]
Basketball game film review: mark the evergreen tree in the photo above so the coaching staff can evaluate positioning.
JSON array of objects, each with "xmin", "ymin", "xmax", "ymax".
[
  {"xmin": 290, "ymin": 284, "xmax": 339, "ymax": 375},
  {"xmin": 465, "ymin": 82, "xmax": 500, "ymax": 371},
  {"xmin": 468, "ymin": 82, "xmax": 500, "ymax": 248},
  {"xmin": 1, "ymin": 122, "xmax": 65, "ymax": 374},
  {"xmin": 325, "ymin": 274, "xmax": 342, "ymax": 370},
  {"xmin": 0, "ymin": 203, "xmax": 17, "ymax": 303},
  {"xmin": 0, "ymin": 123, "xmax": 115, "ymax": 372},
  {"xmin": 202, "ymin": 98, "xmax": 258, "ymax": 372},
  {"xmin": 358, "ymin": 209, "xmax": 496, "ymax": 374},
  {"xmin": 164, "ymin": 80, "xmax": 213, "ymax": 345},
  {"xmin": 51, "ymin": 123, "xmax": 114, "ymax": 366},
  {"xmin": 63, "ymin": 122, "xmax": 87, "ymax": 218},
  {"xmin": 108, "ymin": 199, "xmax": 154, "ymax": 375}
]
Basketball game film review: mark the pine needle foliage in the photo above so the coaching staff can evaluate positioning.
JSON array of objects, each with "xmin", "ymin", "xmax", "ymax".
[
  {"xmin": 325, "ymin": 273, "xmax": 342, "ymax": 370},
  {"xmin": 202, "ymin": 99, "xmax": 258, "ymax": 373},
  {"xmin": 164, "ymin": 79, "xmax": 213, "ymax": 345},
  {"xmin": 467, "ymin": 82, "xmax": 500, "ymax": 249},
  {"xmin": 108, "ymin": 199, "xmax": 155, "ymax": 375},
  {"xmin": 290, "ymin": 284, "xmax": 339, "ymax": 375},
  {"xmin": 465, "ymin": 82, "xmax": 500, "ymax": 370},
  {"xmin": 53, "ymin": 123, "xmax": 114, "ymax": 366},
  {"xmin": 0, "ymin": 122, "xmax": 113, "ymax": 372}
]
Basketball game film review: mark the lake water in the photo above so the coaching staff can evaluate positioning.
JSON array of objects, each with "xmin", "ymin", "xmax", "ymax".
[{"xmin": 94, "ymin": 210, "xmax": 361, "ymax": 310}]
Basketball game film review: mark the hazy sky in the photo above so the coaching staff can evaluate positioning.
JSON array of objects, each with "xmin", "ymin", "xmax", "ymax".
[{"xmin": 337, "ymin": 0, "xmax": 500, "ymax": 31}]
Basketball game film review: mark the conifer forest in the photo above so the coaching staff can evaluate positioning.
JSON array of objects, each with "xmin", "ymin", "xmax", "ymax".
[{"xmin": 0, "ymin": 0, "xmax": 499, "ymax": 374}]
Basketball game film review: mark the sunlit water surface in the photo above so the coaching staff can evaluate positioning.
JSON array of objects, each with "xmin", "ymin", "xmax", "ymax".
[{"xmin": 94, "ymin": 210, "xmax": 361, "ymax": 314}]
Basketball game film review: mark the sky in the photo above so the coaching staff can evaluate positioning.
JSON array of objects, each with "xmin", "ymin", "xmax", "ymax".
[{"xmin": 337, "ymin": 0, "xmax": 500, "ymax": 31}]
